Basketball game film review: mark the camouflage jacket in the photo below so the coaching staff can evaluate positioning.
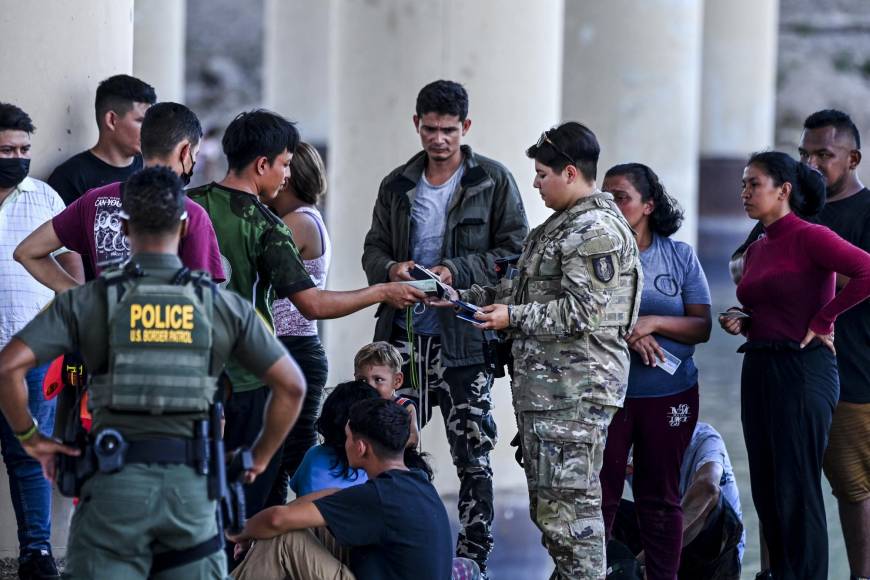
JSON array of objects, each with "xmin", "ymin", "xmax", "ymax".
[{"xmin": 465, "ymin": 191, "xmax": 642, "ymax": 411}]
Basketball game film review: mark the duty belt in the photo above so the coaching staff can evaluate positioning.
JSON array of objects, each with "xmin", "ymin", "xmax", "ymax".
[{"xmin": 91, "ymin": 429, "xmax": 209, "ymax": 474}]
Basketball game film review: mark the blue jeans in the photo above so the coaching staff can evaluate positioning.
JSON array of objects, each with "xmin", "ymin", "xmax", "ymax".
[{"xmin": 0, "ymin": 364, "xmax": 56, "ymax": 559}]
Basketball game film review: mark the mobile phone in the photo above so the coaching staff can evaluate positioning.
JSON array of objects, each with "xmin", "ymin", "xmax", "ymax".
[
  {"xmin": 453, "ymin": 300, "xmax": 481, "ymax": 325},
  {"xmin": 718, "ymin": 310, "xmax": 750, "ymax": 320},
  {"xmin": 410, "ymin": 265, "xmax": 449, "ymax": 298}
]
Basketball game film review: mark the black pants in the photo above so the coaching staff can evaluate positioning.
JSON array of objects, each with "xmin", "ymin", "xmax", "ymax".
[
  {"xmin": 612, "ymin": 496, "xmax": 742, "ymax": 580},
  {"xmin": 740, "ymin": 341, "xmax": 838, "ymax": 580},
  {"xmin": 265, "ymin": 335, "xmax": 328, "ymax": 508},
  {"xmin": 223, "ymin": 385, "xmax": 283, "ymax": 570}
]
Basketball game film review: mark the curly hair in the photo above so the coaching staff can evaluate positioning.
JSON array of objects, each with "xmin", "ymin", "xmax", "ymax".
[{"xmin": 604, "ymin": 163, "xmax": 684, "ymax": 237}]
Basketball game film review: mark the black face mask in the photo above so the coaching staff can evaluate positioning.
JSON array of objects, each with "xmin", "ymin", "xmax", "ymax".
[
  {"xmin": 180, "ymin": 155, "xmax": 196, "ymax": 186},
  {"xmin": 0, "ymin": 158, "xmax": 30, "ymax": 188}
]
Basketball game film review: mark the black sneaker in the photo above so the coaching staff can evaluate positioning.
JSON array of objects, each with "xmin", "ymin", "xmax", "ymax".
[
  {"xmin": 755, "ymin": 572, "xmax": 773, "ymax": 580},
  {"xmin": 18, "ymin": 550, "xmax": 60, "ymax": 580}
]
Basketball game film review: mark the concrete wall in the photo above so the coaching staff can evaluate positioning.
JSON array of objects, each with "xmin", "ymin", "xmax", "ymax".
[
  {"xmin": 0, "ymin": 0, "xmax": 134, "ymax": 179},
  {"xmin": 0, "ymin": 1, "xmax": 134, "ymax": 558},
  {"xmin": 562, "ymin": 0, "xmax": 704, "ymax": 246},
  {"xmin": 263, "ymin": 0, "xmax": 331, "ymax": 145},
  {"xmin": 133, "ymin": 0, "xmax": 186, "ymax": 103},
  {"xmin": 323, "ymin": 0, "xmax": 564, "ymax": 495}
]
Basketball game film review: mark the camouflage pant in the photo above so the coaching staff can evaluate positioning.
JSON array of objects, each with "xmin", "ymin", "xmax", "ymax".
[
  {"xmin": 517, "ymin": 401, "xmax": 618, "ymax": 580},
  {"xmin": 391, "ymin": 329, "xmax": 497, "ymax": 572}
]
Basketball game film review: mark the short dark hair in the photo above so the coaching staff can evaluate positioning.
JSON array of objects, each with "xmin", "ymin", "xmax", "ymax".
[
  {"xmin": 316, "ymin": 381, "xmax": 380, "ymax": 479},
  {"xmin": 94, "ymin": 74, "xmax": 157, "ymax": 125},
  {"xmin": 747, "ymin": 151, "xmax": 827, "ymax": 217},
  {"xmin": 140, "ymin": 103, "xmax": 203, "ymax": 160},
  {"xmin": 0, "ymin": 103, "xmax": 35, "ymax": 134},
  {"xmin": 804, "ymin": 109, "xmax": 861, "ymax": 150},
  {"xmin": 221, "ymin": 110, "xmax": 300, "ymax": 172},
  {"xmin": 348, "ymin": 398, "xmax": 410, "ymax": 459},
  {"xmin": 526, "ymin": 121, "xmax": 600, "ymax": 181},
  {"xmin": 604, "ymin": 163, "xmax": 684, "ymax": 237},
  {"xmin": 121, "ymin": 166, "xmax": 186, "ymax": 235},
  {"xmin": 416, "ymin": 80, "xmax": 469, "ymax": 121}
]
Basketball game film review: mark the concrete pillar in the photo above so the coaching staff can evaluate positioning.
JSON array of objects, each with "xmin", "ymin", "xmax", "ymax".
[
  {"xmin": 562, "ymin": 0, "xmax": 704, "ymax": 246},
  {"xmin": 0, "ymin": 0, "xmax": 134, "ymax": 179},
  {"xmin": 699, "ymin": 0, "xmax": 779, "ymax": 216},
  {"xmin": 0, "ymin": 0, "xmax": 134, "ymax": 558},
  {"xmin": 323, "ymin": 0, "xmax": 564, "ymax": 495},
  {"xmin": 263, "ymin": 0, "xmax": 331, "ymax": 145},
  {"xmin": 133, "ymin": 0, "xmax": 187, "ymax": 103}
]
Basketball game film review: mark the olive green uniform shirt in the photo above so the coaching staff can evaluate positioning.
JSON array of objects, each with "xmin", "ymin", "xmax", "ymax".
[{"xmin": 15, "ymin": 253, "xmax": 287, "ymax": 439}]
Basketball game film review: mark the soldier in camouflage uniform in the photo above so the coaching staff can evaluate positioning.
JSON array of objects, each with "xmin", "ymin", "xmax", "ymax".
[
  {"xmin": 188, "ymin": 110, "xmax": 424, "ymax": 564},
  {"xmin": 466, "ymin": 122, "xmax": 642, "ymax": 580}
]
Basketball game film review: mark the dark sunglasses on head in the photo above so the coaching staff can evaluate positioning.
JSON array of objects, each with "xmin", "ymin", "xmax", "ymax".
[{"xmin": 536, "ymin": 130, "xmax": 575, "ymax": 166}]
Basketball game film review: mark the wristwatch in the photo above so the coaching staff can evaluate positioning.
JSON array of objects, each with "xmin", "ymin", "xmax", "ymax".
[
  {"xmin": 507, "ymin": 304, "xmax": 514, "ymax": 327},
  {"xmin": 15, "ymin": 418, "xmax": 39, "ymax": 443}
]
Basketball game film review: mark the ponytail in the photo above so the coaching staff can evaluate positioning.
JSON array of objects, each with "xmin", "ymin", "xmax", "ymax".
[
  {"xmin": 794, "ymin": 162, "xmax": 826, "ymax": 217},
  {"xmin": 404, "ymin": 448, "xmax": 434, "ymax": 481},
  {"xmin": 747, "ymin": 151, "xmax": 827, "ymax": 218}
]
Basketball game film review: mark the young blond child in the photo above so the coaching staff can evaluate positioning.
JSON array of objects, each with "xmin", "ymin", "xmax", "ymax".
[{"xmin": 353, "ymin": 341, "xmax": 420, "ymax": 448}]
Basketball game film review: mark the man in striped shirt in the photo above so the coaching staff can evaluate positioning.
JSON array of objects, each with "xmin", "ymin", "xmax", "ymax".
[{"xmin": 0, "ymin": 102, "xmax": 82, "ymax": 580}]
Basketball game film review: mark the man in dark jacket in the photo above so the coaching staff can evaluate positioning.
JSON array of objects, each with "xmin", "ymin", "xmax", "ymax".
[{"xmin": 362, "ymin": 80, "xmax": 528, "ymax": 575}]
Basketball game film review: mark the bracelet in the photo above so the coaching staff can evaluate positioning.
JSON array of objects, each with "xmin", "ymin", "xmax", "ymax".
[
  {"xmin": 15, "ymin": 418, "xmax": 39, "ymax": 443},
  {"xmin": 507, "ymin": 304, "xmax": 514, "ymax": 326}
]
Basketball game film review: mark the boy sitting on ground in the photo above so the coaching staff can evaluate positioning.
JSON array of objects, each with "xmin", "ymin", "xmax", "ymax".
[
  {"xmin": 354, "ymin": 341, "xmax": 420, "ymax": 448},
  {"xmin": 229, "ymin": 398, "xmax": 453, "ymax": 580},
  {"xmin": 288, "ymin": 380, "xmax": 379, "ymax": 498}
]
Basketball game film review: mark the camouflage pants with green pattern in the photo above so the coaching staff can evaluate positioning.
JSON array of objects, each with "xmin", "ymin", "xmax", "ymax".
[
  {"xmin": 391, "ymin": 329, "xmax": 497, "ymax": 573},
  {"xmin": 517, "ymin": 400, "xmax": 618, "ymax": 580}
]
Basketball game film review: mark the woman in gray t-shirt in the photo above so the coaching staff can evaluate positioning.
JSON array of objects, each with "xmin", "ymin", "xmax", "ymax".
[{"xmin": 599, "ymin": 163, "xmax": 713, "ymax": 580}]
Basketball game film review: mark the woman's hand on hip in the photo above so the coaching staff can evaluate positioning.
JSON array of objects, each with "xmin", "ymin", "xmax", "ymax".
[{"xmin": 800, "ymin": 328, "xmax": 836, "ymax": 355}]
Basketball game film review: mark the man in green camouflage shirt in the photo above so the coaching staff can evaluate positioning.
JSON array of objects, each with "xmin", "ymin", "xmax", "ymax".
[
  {"xmin": 466, "ymin": 122, "xmax": 642, "ymax": 579},
  {"xmin": 188, "ymin": 111, "xmax": 425, "ymax": 555}
]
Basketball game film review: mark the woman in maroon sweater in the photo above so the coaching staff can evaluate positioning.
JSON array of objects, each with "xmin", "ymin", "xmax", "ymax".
[{"xmin": 719, "ymin": 151, "xmax": 870, "ymax": 580}]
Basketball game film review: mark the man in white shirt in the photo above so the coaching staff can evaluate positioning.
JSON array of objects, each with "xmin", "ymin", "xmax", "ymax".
[{"xmin": 0, "ymin": 102, "xmax": 82, "ymax": 580}]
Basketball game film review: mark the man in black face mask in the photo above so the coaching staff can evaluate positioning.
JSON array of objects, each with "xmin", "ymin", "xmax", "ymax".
[
  {"xmin": 15, "ymin": 102, "xmax": 225, "ymax": 291},
  {"xmin": 0, "ymin": 102, "xmax": 82, "ymax": 580}
]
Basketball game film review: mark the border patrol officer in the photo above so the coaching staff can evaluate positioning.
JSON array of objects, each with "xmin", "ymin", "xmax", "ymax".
[
  {"xmin": 0, "ymin": 166, "xmax": 306, "ymax": 579},
  {"xmin": 465, "ymin": 122, "xmax": 642, "ymax": 579}
]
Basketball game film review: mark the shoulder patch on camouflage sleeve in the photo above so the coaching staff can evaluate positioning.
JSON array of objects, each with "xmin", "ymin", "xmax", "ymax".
[{"xmin": 591, "ymin": 255, "xmax": 615, "ymax": 283}]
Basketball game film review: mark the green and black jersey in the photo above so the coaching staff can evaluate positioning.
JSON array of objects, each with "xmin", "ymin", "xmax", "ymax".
[{"xmin": 188, "ymin": 183, "xmax": 314, "ymax": 392}]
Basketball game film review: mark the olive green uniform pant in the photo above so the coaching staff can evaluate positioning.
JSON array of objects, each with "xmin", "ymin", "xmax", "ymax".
[
  {"xmin": 518, "ymin": 401, "xmax": 618, "ymax": 580},
  {"xmin": 64, "ymin": 464, "xmax": 227, "ymax": 580}
]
